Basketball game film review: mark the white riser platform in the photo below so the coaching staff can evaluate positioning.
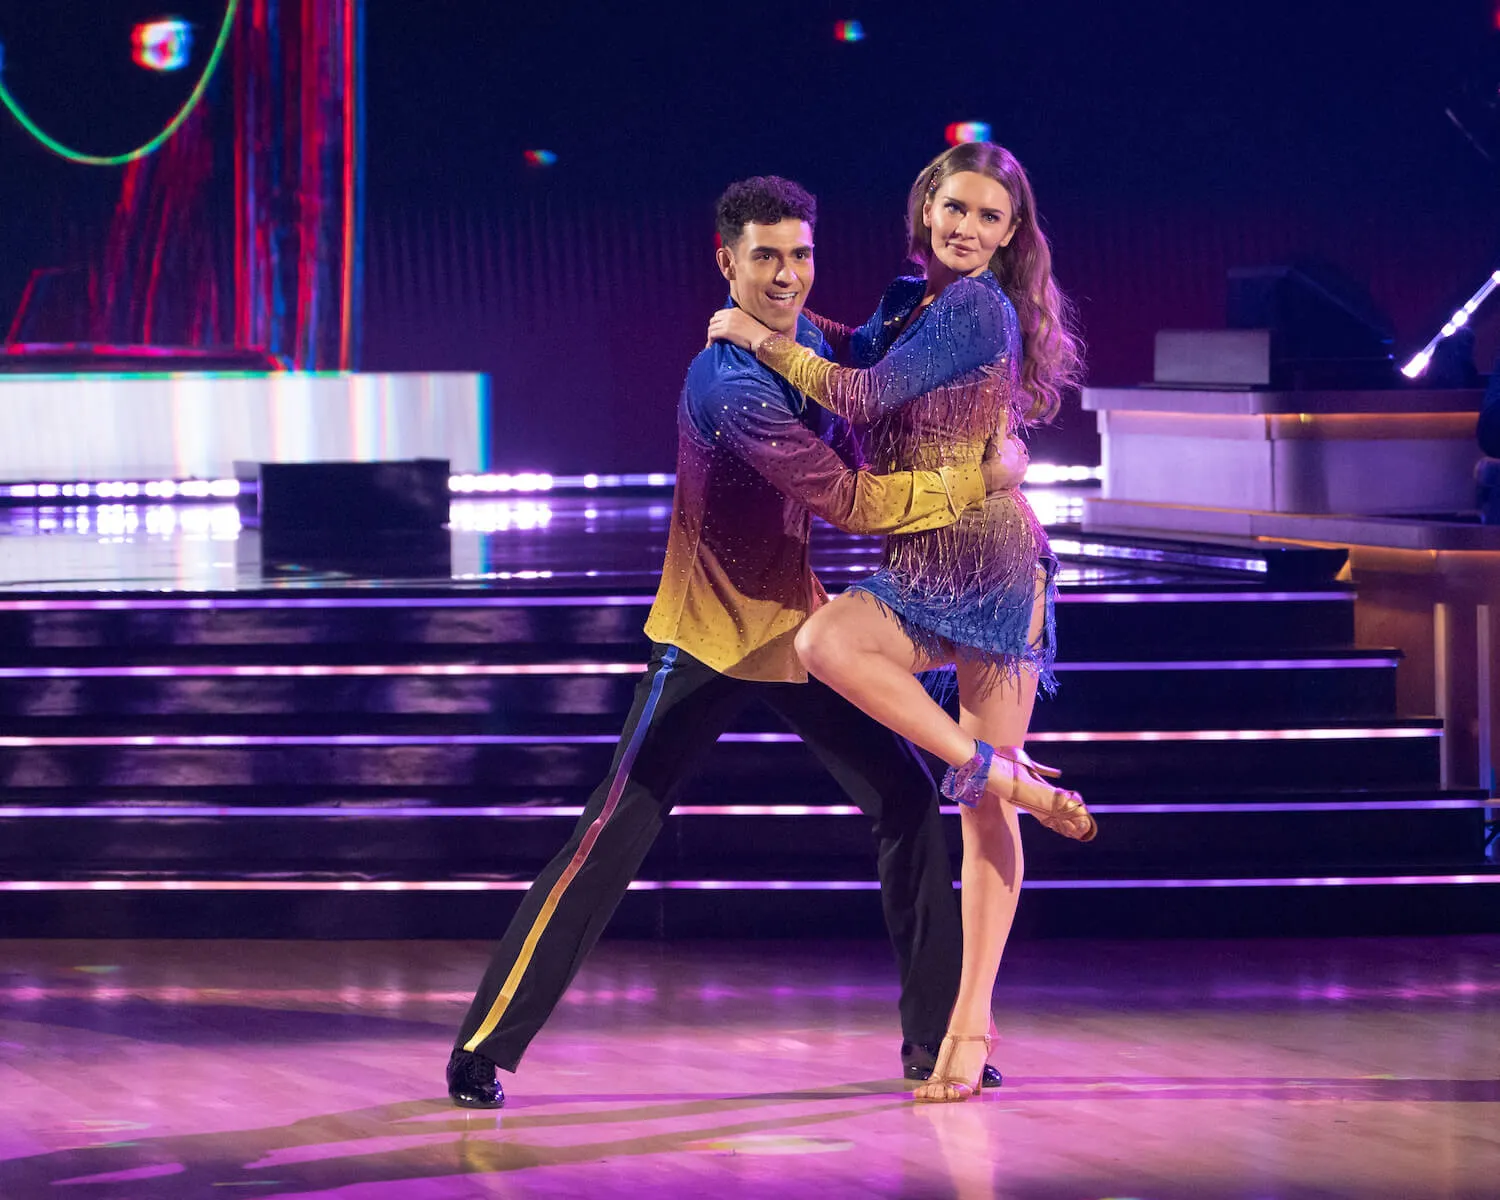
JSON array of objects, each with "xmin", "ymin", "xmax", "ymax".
[{"xmin": 0, "ymin": 372, "xmax": 486, "ymax": 480}]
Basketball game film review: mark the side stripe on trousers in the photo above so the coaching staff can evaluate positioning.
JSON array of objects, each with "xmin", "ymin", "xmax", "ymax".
[{"xmin": 463, "ymin": 645, "xmax": 681, "ymax": 1052}]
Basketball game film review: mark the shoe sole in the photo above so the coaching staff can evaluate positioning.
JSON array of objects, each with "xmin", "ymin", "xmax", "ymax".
[{"xmin": 448, "ymin": 1091, "xmax": 504, "ymax": 1109}]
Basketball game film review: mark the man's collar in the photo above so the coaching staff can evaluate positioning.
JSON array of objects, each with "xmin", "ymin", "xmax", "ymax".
[{"xmin": 721, "ymin": 294, "xmax": 821, "ymax": 350}]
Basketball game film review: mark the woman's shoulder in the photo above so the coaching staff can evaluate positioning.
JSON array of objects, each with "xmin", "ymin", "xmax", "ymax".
[
  {"xmin": 878, "ymin": 274, "xmax": 926, "ymax": 312},
  {"xmin": 884, "ymin": 273, "xmax": 926, "ymax": 297},
  {"xmin": 940, "ymin": 272, "xmax": 1018, "ymax": 341},
  {"xmin": 939, "ymin": 270, "xmax": 1013, "ymax": 316}
]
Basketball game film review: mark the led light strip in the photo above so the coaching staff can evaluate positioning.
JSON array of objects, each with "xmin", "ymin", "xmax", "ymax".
[
  {"xmin": 0, "ymin": 873, "xmax": 1493, "ymax": 892},
  {"xmin": 2, "ymin": 465, "xmax": 1099, "ymax": 502},
  {"xmin": 2, "ymin": 480, "xmax": 241, "ymax": 500},
  {"xmin": 1050, "ymin": 537, "xmax": 1269, "ymax": 575},
  {"xmin": 0, "ymin": 799, "xmax": 1485, "ymax": 819},
  {"xmin": 0, "ymin": 727, "xmax": 1442, "ymax": 749},
  {"xmin": 1401, "ymin": 270, "xmax": 1500, "ymax": 378},
  {"xmin": 0, "ymin": 596, "xmax": 660, "ymax": 611},
  {"xmin": 0, "ymin": 656, "xmax": 1400, "ymax": 679},
  {"xmin": 450, "ymin": 472, "xmax": 671, "ymax": 493},
  {"xmin": 0, "ymin": 663, "xmax": 647, "ymax": 679},
  {"xmin": 0, "ymin": 590, "xmax": 1352, "ymax": 611},
  {"xmin": 1058, "ymin": 591, "xmax": 1351, "ymax": 604}
]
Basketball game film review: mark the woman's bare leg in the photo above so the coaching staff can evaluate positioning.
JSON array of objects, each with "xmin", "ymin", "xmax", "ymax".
[
  {"xmin": 913, "ymin": 655, "xmax": 1037, "ymax": 1100},
  {"xmin": 796, "ymin": 578, "xmax": 1054, "ymax": 1098},
  {"xmin": 796, "ymin": 589, "xmax": 1089, "ymax": 839},
  {"xmin": 794, "ymin": 591, "xmax": 975, "ymax": 768}
]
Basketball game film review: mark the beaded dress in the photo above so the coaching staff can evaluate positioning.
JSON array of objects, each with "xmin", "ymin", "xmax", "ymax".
[
  {"xmin": 644, "ymin": 309, "xmax": 986, "ymax": 683},
  {"xmin": 756, "ymin": 270, "xmax": 1057, "ymax": 689}
]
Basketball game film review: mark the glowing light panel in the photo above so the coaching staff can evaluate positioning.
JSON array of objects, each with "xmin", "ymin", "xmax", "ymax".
[
  {"xmin": 834, "ymin": 20, "xmax": 865, "ymax": 41},
  {"xmin": 523, "ymin": 149, "xmax": 557, "ymax": 167},
  {"xmin": 132, "ymin": 19, "xmax": 193, "ymax": 71},
  {"xmin": 945, "ymin": 121, "xmax": 991, "ymax": 145}
]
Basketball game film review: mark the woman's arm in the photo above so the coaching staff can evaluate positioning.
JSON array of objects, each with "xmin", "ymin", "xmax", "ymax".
[
  {"xmin": 719, "ymin": 279, "xmax": 1016, "ymax": 425},
  {"xmin": 805, "ymin": 278, "xmax": 922, "ymax": 366},
  {"xmin": 803, "ymin": 311, "xmax": 853, "ymax": 363}
]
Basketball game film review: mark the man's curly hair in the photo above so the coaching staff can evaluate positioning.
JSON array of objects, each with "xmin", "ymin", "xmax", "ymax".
[{"xmin": 715, "ymin": 176, "xmax": 817, "ymax": 247}]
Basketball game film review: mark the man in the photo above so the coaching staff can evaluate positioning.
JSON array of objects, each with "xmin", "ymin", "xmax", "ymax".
[{"xmin": 447, "ymin": 176, "xmax": 1016, "ymax": 1107}]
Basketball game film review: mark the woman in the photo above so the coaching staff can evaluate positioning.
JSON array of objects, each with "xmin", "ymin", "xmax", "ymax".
[{"xmin": 707, "ymin": 141, "xmax": 1094, "ymax": 1102}]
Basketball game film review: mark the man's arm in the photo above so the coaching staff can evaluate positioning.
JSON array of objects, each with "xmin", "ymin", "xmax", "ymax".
[{"xmin": 707, "ymin": 375, "xmax": 983, "ymax": 535}]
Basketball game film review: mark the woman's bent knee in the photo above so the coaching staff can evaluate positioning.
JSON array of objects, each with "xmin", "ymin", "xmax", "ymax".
[{"xmin": 795, "ymin": 611, "xmax": 841, "ymax": 678}]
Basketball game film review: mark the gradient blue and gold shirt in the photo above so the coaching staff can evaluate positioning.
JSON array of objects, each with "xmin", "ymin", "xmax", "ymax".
[{"xmin": 644, "ymin": 310, "xmax": 983, "ymax": 682}]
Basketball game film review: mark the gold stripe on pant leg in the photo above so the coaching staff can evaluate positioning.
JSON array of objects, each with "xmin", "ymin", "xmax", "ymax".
[{"xmin": 462, "ymin": 648, "xmax": 680, "ymax": 1052}]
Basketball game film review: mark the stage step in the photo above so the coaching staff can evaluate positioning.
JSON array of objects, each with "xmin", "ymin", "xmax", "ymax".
[
  {"xmin": 0, "ymin": 584, "xmax": 1357, "ymax": 656},
  {"xmin": 0, "ymin": 648, "xmax": 1400, "ymax": 727},
  {"xmin": 0, "ymin": 871, "xmax": 1494, "ymax": 940},
  {"xmin": 0, "ymin": 791, "xmax": 1486, "ymax": 876},
  {"xmin": 0, "ymin": 720, "xmax": 1445, "ymax": 790},
  {"xmin": 0, "ymin": 525, "xmax": 1490, "ymax": 938}
]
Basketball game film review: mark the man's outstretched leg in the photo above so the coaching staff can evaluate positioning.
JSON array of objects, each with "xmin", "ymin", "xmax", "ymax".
[{"xmin": 449, "ymin": 645, "xmax": 749, "ymax": 1107}]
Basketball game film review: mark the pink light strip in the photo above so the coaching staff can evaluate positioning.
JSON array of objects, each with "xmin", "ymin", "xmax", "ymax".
[
  {"xmin": 0, "ymin": 727, "xmax": 1441, "ymax": 749},
  {"xmin": 1057, "ymin": 799, "xmax": 1491, "ymax": 814},
  {"xmin": 718, "ymin": 728, "xmax": 1440, "ymax": 745},
  {"xmin": 1058, "ymin": 592, "xmax": 1351, "ymax": 605},
  {"xmin": 1019, "ymin": 874, "xmax": 1500, "ymax": 890},
  {"xmin": 0, "ymin": 663, "xmax": 648, "ymax": 679},
  {"xmin": 0, "ymin": 592, "xmax": 1348, "ymax": 612},
  {"xmin": 0, "ymin": 799, "xmax": 1485, "ymax": 820},
  {"xmin": 0, "ymin": 656, "xmax": 1399, "ymax": 680},
  {"xmin": 0, "ymin": 596, "xmax": 658, "ymax": 612},
  {"xmin": 1059, "ymin": 657, "xmax": 1399, "ymax": 672},
  {"xmin": 1021, "ymin": 727, "xmax": 1438, "ymax": 743},
  {"xmin": 0, "ymin": 874, "xmax": 1493, "ymax": 893}
]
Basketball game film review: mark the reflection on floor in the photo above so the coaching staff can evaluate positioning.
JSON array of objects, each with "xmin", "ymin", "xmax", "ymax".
[{"xmin": 0, "ymin": 937, "xmax": 1496, "ymax": 1199}]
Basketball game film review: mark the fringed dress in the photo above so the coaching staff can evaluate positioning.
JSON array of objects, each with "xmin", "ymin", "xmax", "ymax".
[{"xmin": 756, "ymin": 271, "xmax": 1058, "ymax": 691}]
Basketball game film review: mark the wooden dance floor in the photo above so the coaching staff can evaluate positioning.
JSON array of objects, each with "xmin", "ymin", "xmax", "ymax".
[{"xmin": 1, "ymin": 936, "xmax": 1496, "ymax": 1198}]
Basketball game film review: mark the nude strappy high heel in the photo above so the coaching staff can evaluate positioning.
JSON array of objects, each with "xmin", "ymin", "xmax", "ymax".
[
  {"xmin": 912, "ymin": 1033, "xmax": 993, "ymax": 1103},
  {"xmin": 990, "ymin": 745, "xmax": 1097, "ymax": 841},
  {"xmin": 941, "ymin": 739, "xmax": 1097, "ymax": 842}
]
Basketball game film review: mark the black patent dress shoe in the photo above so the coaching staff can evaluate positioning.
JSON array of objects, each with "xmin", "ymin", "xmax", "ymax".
[
  {"xmin": 447, "ymin": 1047, "xmax": 505, "ymax": 1108},
  {"xmin": 901, "ymin": 1040, "xmax": 1003, "ymax": 1089}
]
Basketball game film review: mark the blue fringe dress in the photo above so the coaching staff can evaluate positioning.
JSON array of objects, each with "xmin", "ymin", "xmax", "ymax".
[{"xmin": 755, "ymin": 270, "xmax": 1058, "ymax": 691}]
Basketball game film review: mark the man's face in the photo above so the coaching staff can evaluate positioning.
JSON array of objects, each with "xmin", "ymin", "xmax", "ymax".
[{"xmin": 716, "ymin": 219, "xmax": 815, "ymax": 335}]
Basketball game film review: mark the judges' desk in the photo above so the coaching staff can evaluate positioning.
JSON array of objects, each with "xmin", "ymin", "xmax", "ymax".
[{"xmin": 1083, "ymin": 383, "xmax": 1497, "ymax": 800}]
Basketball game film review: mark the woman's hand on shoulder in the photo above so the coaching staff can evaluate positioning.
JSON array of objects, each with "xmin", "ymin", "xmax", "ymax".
[{"xmin": 707, "ymin": 308, "xmax": 774, "ymax": 352}]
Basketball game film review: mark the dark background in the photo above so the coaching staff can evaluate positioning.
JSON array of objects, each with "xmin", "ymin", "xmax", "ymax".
[{"xmin": 1, "ymin": 0, "xmax": 1497, "ymax": 469}]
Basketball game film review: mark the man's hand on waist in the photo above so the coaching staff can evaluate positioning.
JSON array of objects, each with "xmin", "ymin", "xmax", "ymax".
[{"xmin": 981, "ymin": 434, "xmax": 1029, "ymax": 496}]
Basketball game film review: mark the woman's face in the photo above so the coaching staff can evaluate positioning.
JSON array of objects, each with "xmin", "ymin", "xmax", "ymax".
[{"xmin": 922, "ymin": 171, "xmax": 1017, "ymax": 277}]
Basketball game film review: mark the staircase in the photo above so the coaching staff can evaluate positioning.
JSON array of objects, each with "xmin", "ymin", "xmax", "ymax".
[{"xmin": 0, "ymin": 500, "xmax": 1494, "ymax": 938}]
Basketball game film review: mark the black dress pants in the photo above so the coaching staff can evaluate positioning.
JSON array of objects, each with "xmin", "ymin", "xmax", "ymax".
[{"xmin": 455, "ymin": 642, "xmax": 962, "ymax": 1071}]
